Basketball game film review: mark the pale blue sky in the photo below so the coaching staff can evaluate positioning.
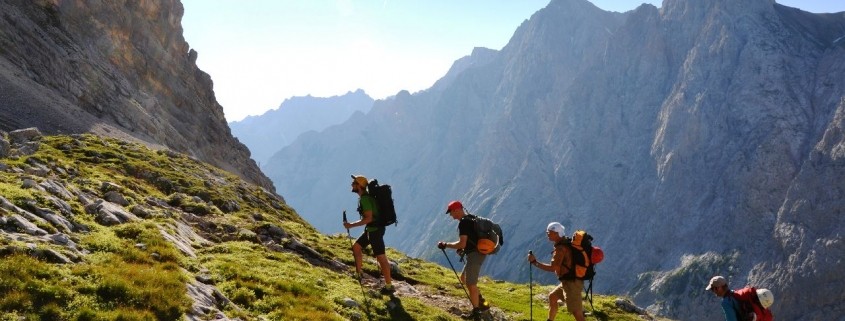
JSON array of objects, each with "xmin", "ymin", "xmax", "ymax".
[{"xmin": 181, "ymin": 1, "xmax": 845, "ymax": 121}]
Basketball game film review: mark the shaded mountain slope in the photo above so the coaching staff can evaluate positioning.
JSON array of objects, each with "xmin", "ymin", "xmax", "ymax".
[
  {"xmin": 264, "ymin": 0, "xmax": 845, "ymax": 320},
  {"xmin": 0, "ymin": 0, "xmax": 272, "ymax": 191}
]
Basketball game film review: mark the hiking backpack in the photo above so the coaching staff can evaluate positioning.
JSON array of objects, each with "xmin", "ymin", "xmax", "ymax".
[
  {"xmin": 469, "ymin": 214, "xmax": 503, "ymax": 255},
  {"xmin": 560, "ymin": 230, "xmax": 597, "ymax": 280},
  {"xmin": 559, "ymin": 230, "xmax": 604, "ymax": 312},
  {"xmin": 732, "ymin": 287, "xmax": 774, "ymax": 321},
  {"xmin": 366, "ymin": 179, "xmax": 397, "ymax": 227}
]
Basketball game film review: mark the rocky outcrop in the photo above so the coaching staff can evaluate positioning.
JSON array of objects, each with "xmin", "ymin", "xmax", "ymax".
[
  {"xmin": 264, "ymin": 0, "xmax": 845, "ymax": 320},
  {"xmin": 0, "ymin": 0, "xmax": 274, "ymax": 192}
]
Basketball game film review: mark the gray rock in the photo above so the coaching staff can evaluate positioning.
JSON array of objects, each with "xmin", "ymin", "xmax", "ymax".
[
  {"xmin": 186, "ymin": 280, "xmax": 239, "ymax": 321},
  {"xmin": 615, "ymin": 298, "xmax": 646, "ymax": 314},
  {"xmin": 31, "ymin": 207, "xmax": 73, "ymax": 232},
  {"xmin": 37, "ymin": 248, "xmax": 72, "ymax": 264},
  {"xmin": 0, "ymin": 136, "xmax": 9, "ymax": 158},
  {"xmin": 21, "ymin": 179, "xmax": 38, "ymax": 189},
  {"xmin": 48, "ymin": 233, "xmax": 72, "ymax": 246},
  {"xmin": 15, "ymin": 142, "xmax": 40, "ymax": 157},
  {"xmin": 104, "ymin": 191, "xmax": 129, "ymax": 206},
  {"xmin": 8, "ymin": 128, "xmax": 42, "ymax": 144},
  {"xmin": 100, "ymin": 182, "xmax": 122, "ymax": 193},
  {"xmin": 389, "ymin": 260, "xmax": 401, "ymax": 278},
  {"xmin": 89, "ymin": 200, "xmax": 139, "ymax": 226},
  {"xmin": 342, "ymin": 297, "xmax": 359, "ymax": 308},
  {"xmin": 130, "ymin": 205, "xmax": 152, "ymax": 218},
  {"xmin": 8, "ymin": 214, "xmax": 48, "ymax": 236},
  {"xmin": 45, "ymin": 195, "xmax": 74, "ymax": 217},
  {"xmin": 23, "ymin": 161, "xmax": 49, "ymax": 176},
  {"xmin": 40, "ymin": 180, "xmax": 74, "ymax": 200}
]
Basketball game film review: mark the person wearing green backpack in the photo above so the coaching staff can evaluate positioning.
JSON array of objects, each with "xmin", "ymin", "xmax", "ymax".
[{"xmin": 343, "ymin": 175, "xmax": 394, "ymax": 294}]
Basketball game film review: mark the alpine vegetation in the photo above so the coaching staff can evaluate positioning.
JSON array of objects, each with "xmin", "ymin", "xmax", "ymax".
[{"xmin": 0, "ymin": 131, "xmax": 658, "ymax": 320}]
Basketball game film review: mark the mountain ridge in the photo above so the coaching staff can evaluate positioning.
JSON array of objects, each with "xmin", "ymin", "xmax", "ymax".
[
  {"xmin": 264, "ymin": 0, "xmax": 845, "ymax": 320},
  {"xmin": 0, "ymin": 0, "xmax": 273, "ymax": 192},
  {"xmin": 229, "ymin": 89, "xmax": 374, "ymax": 165}
]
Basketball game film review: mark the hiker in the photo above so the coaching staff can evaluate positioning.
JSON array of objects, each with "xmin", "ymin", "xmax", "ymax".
[
  {"xmin": 437, "ymin": 200, "xmax": 490, "ymax": 319},
  {"xmin": 527, "ymin": 222, "xmax": 586, "ymax": 321},
  {"xmin": 343, "ymin": 175, "xmax": 394, "ymax": 294},
  {"xmin": 707, "ymin": 275, "xmax": 740, "ymax": 321}
]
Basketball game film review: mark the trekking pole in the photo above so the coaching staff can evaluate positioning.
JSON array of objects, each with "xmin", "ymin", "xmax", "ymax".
[
  {"xmin": 344, "ymin": 210, "xmax": 370, "ymax": 318},
  {"xmin": 529, "ymin": 250, "xmax": 534, "ymax": 321},
  {"xmin": 441, "ymin": 248, "xmax": 472, "ymax": 304}
]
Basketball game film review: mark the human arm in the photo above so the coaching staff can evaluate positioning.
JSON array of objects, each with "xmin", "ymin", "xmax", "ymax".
[
  {"xmin": 438, "ymin": 235, "xmax": 468, "ymax": 250},
  {"xmin": 528, "ymin": 248, "xmax": 563, "ymax": 273},
  {"xmin": 343, "ymin": 209, "xmax": 373, "ymax": 229},
  {"xmin": 343, "ymin": 196, "xmax": 375, "ymax": 229}
]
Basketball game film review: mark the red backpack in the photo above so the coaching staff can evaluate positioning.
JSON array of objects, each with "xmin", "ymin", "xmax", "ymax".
[{"xmin": 731, "ymin": 287, "xmax": 773, "ymax": 321}]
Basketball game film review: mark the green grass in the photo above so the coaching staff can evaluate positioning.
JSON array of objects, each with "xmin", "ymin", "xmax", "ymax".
[{"xmin": 0, "ymin": 134, "xmax": 663, "ymax": 320}]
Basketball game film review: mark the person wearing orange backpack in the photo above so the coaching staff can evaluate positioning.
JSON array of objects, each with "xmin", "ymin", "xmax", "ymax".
[
  {"xmin": 527, "ymin": 222, "xmax": 586, "ymax": 321},
  {"xmin": 437, "ymin": 200, "xmax": 491, "ymax": 320}
]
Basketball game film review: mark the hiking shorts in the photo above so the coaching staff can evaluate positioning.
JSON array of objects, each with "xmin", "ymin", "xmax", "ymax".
[
  {"xmin": 356, "ymin": 227, "xmax": 386, "ymax": 256},
  {"xmin": 551, "ymin": 279, "xmax": 584, "ymax": 312},
  {"xmin": 461, "ymin": 251, "xmax": 486, "ymax": 285}
]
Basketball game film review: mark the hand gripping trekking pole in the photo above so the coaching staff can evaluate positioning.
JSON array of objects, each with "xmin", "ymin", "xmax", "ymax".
[
  {"xmin": 441, "ymin": 248, "xmax": 472, "ymax": 305},
  {"xmin": 529, "ymin": 250, "xmax": 534, "ymax": 321},
  {"xmin": 345, "ymin": 210, "xmax": 370, "ymax": 319}
]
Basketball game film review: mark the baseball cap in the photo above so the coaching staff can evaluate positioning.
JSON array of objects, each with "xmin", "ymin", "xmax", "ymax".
[
  {"xmin": 445, "ymin": 200, "xmax": 463, "ymax": 213},
  {"xmin": 706, "ymin": 276, "xmax": 727, "ymax": 291},
  {"xmin": 350, "ymin": 175, "xmax": 368, "ymax": 187},
  {"xmin": 546, "ymin": 222, "xmax": 565, "ymax": 238}
]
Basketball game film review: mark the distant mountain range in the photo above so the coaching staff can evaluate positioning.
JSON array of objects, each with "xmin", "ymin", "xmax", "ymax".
[
  {"xmin": 263, "ymin": 0, "xmax": 845, "ymax": 320},
  {"xmin": 229, "ymin": 90, "xmax": 373, "ymax": 165}
]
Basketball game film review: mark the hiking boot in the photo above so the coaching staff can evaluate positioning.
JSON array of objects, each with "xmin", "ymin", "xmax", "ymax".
[
  {"xmin": 460, "ymin": 307, "xmax": 481, "ymax": 320},
  {"xmin": 478, "ymin": 294, "xmax": 490, "ymax": 311},
  {"xmin": 379, "ymin": 284, "xmax": 395, "ymax": 295}
]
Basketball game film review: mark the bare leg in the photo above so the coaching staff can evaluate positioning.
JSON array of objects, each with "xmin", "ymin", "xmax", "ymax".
[
  {"xmin": 572, "ymin": 306, "xmax": 586, "ymax": 321},
  {"xmin": 548, "ymin": 291, "xmax": 560, "ymax": 320},
  {"xmin": 460, "ymin": 273, "xmax": 480, "ymax": 307},
  {"xmin": 352, "ymin": 242, "xmax": 363, "ymax": 275},
  {"xmin": 375, "ymin": 254, "xmax": 392, "ymax": 285}
]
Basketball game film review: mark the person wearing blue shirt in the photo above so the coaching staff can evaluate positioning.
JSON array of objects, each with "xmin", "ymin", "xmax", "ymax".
[{"xmin": 707, "ymin": 275, "xmax": 739, "ymax": 321}]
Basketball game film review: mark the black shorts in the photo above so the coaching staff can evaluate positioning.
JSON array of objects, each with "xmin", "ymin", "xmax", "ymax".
[{"xmin": 355, "ymin": 227, "xmax": 386, "ymax": 256}]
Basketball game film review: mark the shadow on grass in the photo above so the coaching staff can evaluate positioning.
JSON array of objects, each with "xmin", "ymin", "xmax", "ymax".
[{"xmin": 385, "ymin": 296, "xmax": 414, "ymax": 321}]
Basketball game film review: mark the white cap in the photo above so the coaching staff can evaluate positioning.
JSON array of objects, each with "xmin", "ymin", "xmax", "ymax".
[
  {"xmin": 706, "ymin": 276, "xmax": 727, "ymax": 291},
  {"xmin": 546, "ymin": 222, "xmax": 565, "ymax": 238}
]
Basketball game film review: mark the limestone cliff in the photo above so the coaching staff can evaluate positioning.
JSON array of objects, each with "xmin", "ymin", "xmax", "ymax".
[
  {"xmin": 264, "ymin": 0, "xmax": 845, "ymax": 320},
  {"xmin": 0, "ymin": 0, "xmax": 273, "ymax": 192}
]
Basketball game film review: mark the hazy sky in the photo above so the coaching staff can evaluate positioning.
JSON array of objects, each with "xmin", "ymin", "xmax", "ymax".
[{"xmin": 181, "ymin": 0, "xmax": 845, "ymax": 122}]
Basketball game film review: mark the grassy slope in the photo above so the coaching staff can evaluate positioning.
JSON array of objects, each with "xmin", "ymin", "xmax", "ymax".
[{"xmin": 0, "ymin": 134, "xmax": 661, "ymax": 320}]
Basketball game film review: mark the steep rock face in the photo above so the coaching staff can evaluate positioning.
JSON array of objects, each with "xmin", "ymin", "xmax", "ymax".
[
  {"xmin": 229, "ymin": 90, "xmax": 374, "ymax": 165},
  {"xmin": 265, "ymin": 0, "xmax": 845, "ymax": 319},
  {"xmin": 0, "ymin": 0, "xmax": 273, "ymax": 192}
]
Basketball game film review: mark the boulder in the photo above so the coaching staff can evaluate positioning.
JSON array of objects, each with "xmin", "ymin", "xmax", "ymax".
[{"xmin": 8, "ymin": 128, "xmax": 42, "ymax": 144}]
